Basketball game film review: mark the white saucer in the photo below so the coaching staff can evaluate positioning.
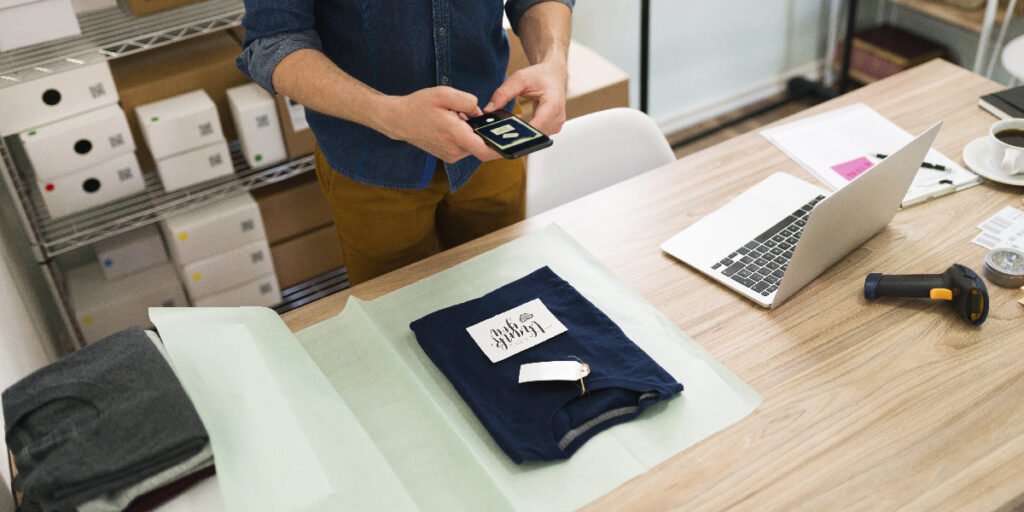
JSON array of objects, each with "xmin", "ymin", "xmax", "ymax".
[{"xmin": 962, "ymin": 137, "xmax": 1024, "ymax": 187}]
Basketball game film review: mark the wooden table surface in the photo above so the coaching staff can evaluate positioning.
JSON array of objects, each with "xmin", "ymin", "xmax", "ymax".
[{"xmin": 282, "ymin": 59, "xmax": 1024, "ymax": 511}]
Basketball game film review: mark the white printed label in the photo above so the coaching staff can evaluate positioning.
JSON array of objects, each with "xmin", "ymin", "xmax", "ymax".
[
  {"xmin": 519, "ymin": 361, "xmax": 590, "ymax": 383},
  {"xmin": 466, "ymin": 298, "xmax": 568, "ymax": 363},
  {"xmin": 284, "ymin": 96, "xmax": 310, "ymax": 132}
]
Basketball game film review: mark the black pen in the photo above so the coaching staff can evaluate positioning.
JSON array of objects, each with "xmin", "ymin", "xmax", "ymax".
[{"xmin": 873, "ymin": 153, "xmax": 950, "ymax": 171}]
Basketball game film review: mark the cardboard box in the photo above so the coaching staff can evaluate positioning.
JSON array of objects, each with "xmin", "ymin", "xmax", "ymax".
[
  {"xmin": 122, "ymin": 0, "xmax": 200, "ymax": 16},
  {"xmin": 274, "ymin": 94, "xmax": 317, "ymax": 160},
  {"xmin": 0, "ymin": 0, "xmax": 80, "ymax": 52},
  {"xmin": 252, "ymin": 173, "xmax": 333, "ymax": 244},
  {"xmin": 136, "ymin": 89, "xmax": 224, "ymax": 161},
  {"xmin": 518, "ymin": 42, "xmax": 630, "ymax": 122},
  {"xmin": 179, "ymin": 238, "xmax": 274, "ymax": 299},
  {"xmin": 67, "ymin": 262, "xmax": 188, "ymax": 344},
  {"xmin": 270, "ymin": 224, "xmax": 344, "ymax": 289},
  {"xmin": 154, "ymin": 139, "xmax": 233, "ymax": 193},
  {"xmin": 160, "ymin": 192, "xmax": 266, "ymax": 264},
  {"xmin": 505, "ymin": 26, "xmax": 529, "ymax": 75},
  {"xmin": 0, "ymin": 60, "xmax": 117, "ymax": 135},
  {"xmin": 192, "ymin": 274, "xmax": 281, "ymax": 307},
  {"xmin": 227, "ymin": 83, "xmax": 288, "ymax": 169},
  {"xmin": 838, "ymin": 25, "xmax": 946, "ymax": 84},
  {"xmin": 36, "ymin": 152, "xmax": 145, "ymax": 218},
  {"xmin": 111, "ymin": 32, "xmax": 248, "ymax": 170},
  {"xmin": 19, "ymin": 104, "xmax": 135, "ymax": 181},
  {"xmin": 92, "ymin": 224, "xmax": 168, "ymax": 281}
]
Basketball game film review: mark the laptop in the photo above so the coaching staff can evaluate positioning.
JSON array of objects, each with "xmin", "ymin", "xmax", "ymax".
[{"xmin": 661, "ymin": 122, "xmax": 941, "ymax": 308}]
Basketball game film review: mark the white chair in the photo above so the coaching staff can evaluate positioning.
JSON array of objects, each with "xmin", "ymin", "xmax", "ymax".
[
  {"xmin": 525, "ymin": 107, "xmax": 675, "ymax": 217},
  {"xmin": 1002, "ymin": 34, "xmax": 1024, "ymax": 86}
]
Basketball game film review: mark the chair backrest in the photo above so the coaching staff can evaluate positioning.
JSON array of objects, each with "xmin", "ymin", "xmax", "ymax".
[{"xmin": 525, "ymin": 107, "xmax": 675, "ymax": 217}]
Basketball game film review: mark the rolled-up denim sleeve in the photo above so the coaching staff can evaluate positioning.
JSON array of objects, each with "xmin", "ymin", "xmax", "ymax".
[
  {"xmin": 505, "ymin": 0, "xmax": 575, "ymax": 34},
  {"xmin": 237, "ymin": 30, "xmax": 322, "ymax": 94},
  {"xmin": 236, "ymin": 0, "xmax": 323, "ymax": 94}
]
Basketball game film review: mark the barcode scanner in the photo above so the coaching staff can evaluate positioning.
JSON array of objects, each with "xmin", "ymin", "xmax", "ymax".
[{"xmin": 864, "ymin": 264, "xmax": 989, "ymax": 326}]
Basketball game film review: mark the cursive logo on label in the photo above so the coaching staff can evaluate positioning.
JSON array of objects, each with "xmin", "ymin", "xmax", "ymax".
[
  {"xmin": 490, "ymin": 315, "xmax": 549, "ymax": 351},
  {"xmin": 466, "ymin": 298, "xmax": 568, "ymax": 363}
]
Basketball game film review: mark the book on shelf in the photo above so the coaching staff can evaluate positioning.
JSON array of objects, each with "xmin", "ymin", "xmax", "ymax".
[{"xmin": 979, "ymin": 85, "xmax": 1024, "ymax": 119}]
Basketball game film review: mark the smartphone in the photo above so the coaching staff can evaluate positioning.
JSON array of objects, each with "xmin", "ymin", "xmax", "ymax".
[{"xmin": 466, "ymin": 109, "xmax": 553, "ymax": 159}]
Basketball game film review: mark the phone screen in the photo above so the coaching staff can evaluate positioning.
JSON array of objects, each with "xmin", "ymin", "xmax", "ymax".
[
  {"xmin": 475, "ymin": 116, "xmax": 544, "ymax": 150},
  {"xmin": 468, "ymin": 110, "xmax": 552, "ymax": 159}
]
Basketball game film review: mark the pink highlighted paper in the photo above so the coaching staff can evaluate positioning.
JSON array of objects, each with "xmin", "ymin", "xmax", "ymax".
[{"xmin": 830, "ymin": 157, "xmax": 874, "ymax": 181}]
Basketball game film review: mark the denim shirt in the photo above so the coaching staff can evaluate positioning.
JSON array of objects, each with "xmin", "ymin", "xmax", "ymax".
[{"xmin": 237, "ymin": 0, "xmax": 574, "ymax": 191}]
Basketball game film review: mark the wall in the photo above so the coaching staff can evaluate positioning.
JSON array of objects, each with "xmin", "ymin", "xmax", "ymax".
[
  {"xmin": 0, "ymin": 172, "xmax": 60, "ymax": 500},
  {"xmin": 571, "ymin": 0, "xmax": 1019, "ymax": 135},
  {"xmin": 572, "ymin": 0, "xmax": 831, "ymax": 133}
]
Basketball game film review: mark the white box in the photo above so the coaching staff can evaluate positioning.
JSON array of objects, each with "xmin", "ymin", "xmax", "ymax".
[
  {"xmin": 154, "ymin": 139, "xmax": 233, "ymax": 192},
  {"xmin": 19, "ymin": 104, "xmax": 135, "ymax": 180},
  {"xmin": 67, "ymin": 262, "xmax": 188, "ymax": 344},
  {"xmin": 179, "ymin": 238, "xmax": 274, "ymax": 299},
  {"xmin": 36, "ymin": 152, "xmax": 145, "ymax": 218},
  {"xmin": 0, "ymin": 0, "xmax": 80, "ymax": 52},
  {"xmin": 0, "ymin": 60, "xmax": 118, "ymax": 135},
  {"xmin": 227, "ymin": 83, "xmax": 287, "ymax": 169},
  {"xmin": 192, "ymin": 273, "xmax": 281, "ymax": 307},
  {"xmin": 136, "ymin": 89, "xmax": 224, "ymax": 160},
  {"xmin": 160, "ymin": 192, "xmax": 266, "ymax": 264},
  {"xmin": 93, "ymin": 225, "xmax": 168, "ymax": 281}
]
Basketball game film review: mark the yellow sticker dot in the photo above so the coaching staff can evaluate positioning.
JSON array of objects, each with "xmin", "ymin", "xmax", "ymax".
[
  {"xmin": 193, "ymin": 272, "xmax": 202, "ymax": 281},
  {"xmin": 82, "ymin": 316, "xmax": 92, "ymax": 325},
  {"xmin": 178, "ymin": 232, "xmax": 188, "ymax": 241}
]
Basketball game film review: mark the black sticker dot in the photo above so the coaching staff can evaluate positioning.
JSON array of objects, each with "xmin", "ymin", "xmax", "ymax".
[
  {"xmin": 42, "ymin": 89, "xmax": 61, "ymax": 106},
  {"xmin": 74, "ymin": 139, "xmax": 92, "ymax": 154},
  {"xmin": 82, "ymin": 178, "xmax": 101, "ymax": 193}
]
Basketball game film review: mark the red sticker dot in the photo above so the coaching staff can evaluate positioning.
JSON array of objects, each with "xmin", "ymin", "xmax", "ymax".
[{"xmin": 45, "ymin": 183, "xmax": 54, "ymax": 191}]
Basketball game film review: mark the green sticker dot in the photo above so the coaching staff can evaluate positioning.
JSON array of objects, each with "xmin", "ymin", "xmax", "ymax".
[
  {"xmin": 27, "ymin": 131, "xmax": 36, "ymax": 136},
  {"xmin": 150, "ymin": 116, "xmax": 159, "ymax": 122},
  {"xmin": 254, "ymin": 154, "xmax": 262, "ymax": 162}
]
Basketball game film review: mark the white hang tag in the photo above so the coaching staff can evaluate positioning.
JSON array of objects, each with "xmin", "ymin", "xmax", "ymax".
[
  {"xmin": 519, "ymin": 361, "xmax": 590, "ymax": 384},
  {"xmin": 465, "ymin": 298, "xmax": 568, "ymax": 363}
]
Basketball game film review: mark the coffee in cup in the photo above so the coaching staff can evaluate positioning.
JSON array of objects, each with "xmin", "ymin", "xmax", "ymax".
[{"xmin": 989, "ymin": 118, "xmax": 1024, "ymax": 175}]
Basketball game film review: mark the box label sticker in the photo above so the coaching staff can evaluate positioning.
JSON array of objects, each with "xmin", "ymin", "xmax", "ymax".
[
  {"xmin": 285, "ymin": 96, "xmax": 309, "ymax": 132},
  {"xmin": 466, "ymin": 298, "xmax": 568, "ymax": 363}
]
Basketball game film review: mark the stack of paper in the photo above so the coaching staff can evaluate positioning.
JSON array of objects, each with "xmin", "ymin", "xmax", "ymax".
[
  {"xmin": 761, "ymin": 103, "xmax": 981, "ymax": 208},
  {"xmin": 973, "ymin": 206, "xmax": 1024, "ymax": 250}
]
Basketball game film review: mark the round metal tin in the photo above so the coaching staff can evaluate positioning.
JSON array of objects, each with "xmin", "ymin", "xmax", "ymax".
[{"xmin": 983, "ymin": 247, "xmax": 1024, "ymax": 288}]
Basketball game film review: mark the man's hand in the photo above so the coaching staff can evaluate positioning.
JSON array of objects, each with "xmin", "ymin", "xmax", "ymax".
[
  {"xmin": 378, "ymin": 87, "xmax": 501, "ymax": 163},
  {"xmin": 485, "ymin": 1, "xmax": 571, "ymax": 136},
  {"xmin": 484, "ymin": 59, "xmax": 568, "ymax": 136}
]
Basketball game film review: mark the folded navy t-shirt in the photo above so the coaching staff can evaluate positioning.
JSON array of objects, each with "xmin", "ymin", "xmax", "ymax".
[{"xmin": 410, "ymin": 266, "xmax": 683, "ymax": 464}]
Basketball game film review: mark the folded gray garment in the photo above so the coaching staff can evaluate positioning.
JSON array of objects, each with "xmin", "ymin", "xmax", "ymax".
[
  {"xmin": 2, "ymin": 327, "xmax": 209, "ymax": 512},
  {"xmin": 76, "ymin": 444, "xmax": 213, "ymax": 512},
  {"xmin": 76, "ymin": 332, "xmax": 211, "ymax": 512}
]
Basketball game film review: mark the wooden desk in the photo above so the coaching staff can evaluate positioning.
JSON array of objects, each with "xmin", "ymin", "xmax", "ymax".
[{"xmin": 282, "ymin": 59, "xmax": 1023, "ymax": 511}]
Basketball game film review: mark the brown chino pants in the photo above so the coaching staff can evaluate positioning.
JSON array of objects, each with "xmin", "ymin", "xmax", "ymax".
[{"xmin": 314, "ymin": 149, "xmax": 526, "ymax": 286}]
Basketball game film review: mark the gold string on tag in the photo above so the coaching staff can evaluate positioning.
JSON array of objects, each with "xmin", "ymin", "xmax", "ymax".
[{"xmin": 570, "ymin": 356, "xmax": 590, "ymax": 396}]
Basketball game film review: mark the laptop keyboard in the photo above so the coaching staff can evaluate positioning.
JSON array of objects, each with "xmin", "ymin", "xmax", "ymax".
[{"xmin": 710, "ymin": 195, "xmax": 826, "ymax": 297}]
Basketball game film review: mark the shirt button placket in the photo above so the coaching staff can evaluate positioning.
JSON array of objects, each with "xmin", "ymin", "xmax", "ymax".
[{"xmin": 438, "ymin": 25, "xmax": 449, "ymax": 86}]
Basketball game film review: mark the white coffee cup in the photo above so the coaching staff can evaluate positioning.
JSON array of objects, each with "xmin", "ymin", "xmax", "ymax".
[{"xmin": 989, "ymin": 118, "xmax": 1024, "ymax": 175}]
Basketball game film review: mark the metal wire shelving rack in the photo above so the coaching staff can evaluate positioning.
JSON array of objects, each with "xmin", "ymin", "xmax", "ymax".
[{"xmin": 0, "ymin": 0, "xmax": 350, "ymax": 349}]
